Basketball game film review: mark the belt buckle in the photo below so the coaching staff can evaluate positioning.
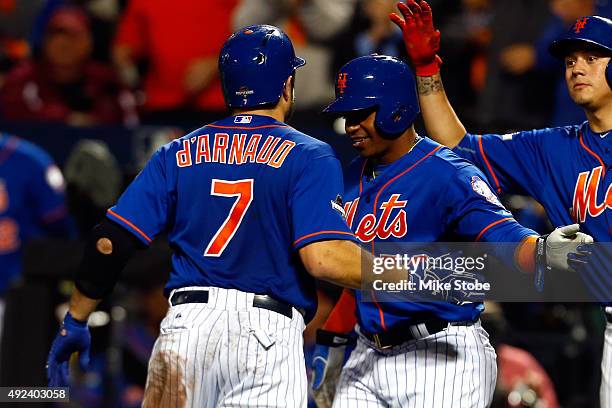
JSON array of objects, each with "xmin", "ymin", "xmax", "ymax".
[{"xmin": 372, "ymin": 333, "xmax": 391, "ymax": 350}]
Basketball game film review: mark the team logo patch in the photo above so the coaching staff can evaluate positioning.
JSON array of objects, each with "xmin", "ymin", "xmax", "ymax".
[
  {"xmin": 234, "ymin": 115, "xmax": 252, "ymax": 124},
  {"xmin": 0, "ymin": 180, "xmax": 8, "ymax": 213},
  {"xmin": 331, "ymin": 194, "xmax": 346, "ymax": 219},
  {"xmin": 471, "ymin": 176, "xmax": 503, "ymax": 207},
  {"xmin": 573, "ymin": 17, "xmax": 589, "ymax": 33}
]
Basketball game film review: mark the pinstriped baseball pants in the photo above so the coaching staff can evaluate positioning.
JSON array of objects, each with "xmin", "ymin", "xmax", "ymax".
[
  {"xmin": 333, "ymin": 321, "xmax": 497, "ymax": 408},
  {"xmin": 142, "ymin": 287, "xmax": 307, "ymax": 408}
]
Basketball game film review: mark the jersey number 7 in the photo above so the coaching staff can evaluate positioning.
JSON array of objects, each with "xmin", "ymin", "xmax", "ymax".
[{"xmin": 204, "ymin": 179, "xmax": 254, "ymax": 257}]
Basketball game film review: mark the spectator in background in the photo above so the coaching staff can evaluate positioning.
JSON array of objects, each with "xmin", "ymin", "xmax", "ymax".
[
  {"xmin": 354, "ymin": 0, "xmax": 405, "ymax": 58},
  {"xmin": 30, "ymin": 0, "xmax": 123, "ymax": 63},
  {"xmin": 434, "ymin": 0, "xmax": 492, "ymax": 126},
  {"xmin": 233, "ymin": 0, "xmax": 356, "ymax": 110},
  {"xmin": 473, "ymin": 0, "xmax": 553, "ymax": 131},
  {"xmin": 499, "ymin": 0, "xmax": 612, "ymax": 127},
  {"xmin": 0, "ymin": 0, "xmax": 46, "ymax": 86},
  {"xmin": 112, "ymin": 0, "xmax": 238, "ymax": 125},
  {"xmin": 0, "ymin": 6, "xmax": 137, "ymax": 126},
  {"xmin": 0, "ymin": 132, "xmax": 73, "ymax": 342}
]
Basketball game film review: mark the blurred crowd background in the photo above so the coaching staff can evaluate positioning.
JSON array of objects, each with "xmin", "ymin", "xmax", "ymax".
[{"xmin": 0, "ymin": 0, "xmax": 610, "ymax": 407}]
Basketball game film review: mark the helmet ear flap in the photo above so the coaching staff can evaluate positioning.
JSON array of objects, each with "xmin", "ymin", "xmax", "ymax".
[{"xmin": 375, "ymin": 104, "xmax": 417, "ymax": 139}]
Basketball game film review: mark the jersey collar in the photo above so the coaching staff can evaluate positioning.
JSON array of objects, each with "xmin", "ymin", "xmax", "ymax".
[{"xmin": 212, "ymin": 114, "xmax": 287, "ymax": 128}]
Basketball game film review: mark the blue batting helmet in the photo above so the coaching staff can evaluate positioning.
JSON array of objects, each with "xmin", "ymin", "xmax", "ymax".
[
  {"xmin": 219, "ymin": 25, "xmax": 305, "ymax": 108},
  {"xmin": 323, "ymin": 55, "xmax": 419, "ymax": 139},
  {"xmin": 549, "ymin": 16, "xmax": 612, "ymax": 88}
]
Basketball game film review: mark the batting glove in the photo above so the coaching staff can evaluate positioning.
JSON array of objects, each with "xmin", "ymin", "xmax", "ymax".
[
  {"xmin": 535, "ymin": 224, "xmax": 594, "ymax": 290},
  {"xmin": 311, "ymin": 329, "xmax": 355, "ymax": 408},
  {"xmin": 390, "ymin": 0, "xmax": 442, "ymax": 76},
  {"xmin": 46, "ymin": 312, "xmax": 91, "ymax": 387}
]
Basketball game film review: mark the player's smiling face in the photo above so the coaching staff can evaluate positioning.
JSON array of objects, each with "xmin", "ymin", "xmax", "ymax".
[
  {"xmin": 344, "ymin": 109, "xmax": 395, "ymax": 161},
  {"xmin": 565, "ymin": 49, "xmax": 612, "ymax": 109}
]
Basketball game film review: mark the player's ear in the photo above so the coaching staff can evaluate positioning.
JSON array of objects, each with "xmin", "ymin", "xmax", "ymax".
[{"xmin": 282, "ymin": 75, "xmax": 294, "ymax": 103}]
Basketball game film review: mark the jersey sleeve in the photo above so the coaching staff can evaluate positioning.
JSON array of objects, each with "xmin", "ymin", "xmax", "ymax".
[
  {"xmin": 441, "ymin": 165, "xmax": 538, "ymax": 272},
  {"xmin": 441, "ymin": 165, "xmax": 537, "ymax": 243},
  {"xmin": 452, "ymin": 130, "xmax": 549, "ymax": 199},
  {"xmin": 291, "ymin": 154, "xmax": 358, "ymax": 249},
  {"xmin": 107, "ymin": 149, "xmax": 170, "ymax": 245}
]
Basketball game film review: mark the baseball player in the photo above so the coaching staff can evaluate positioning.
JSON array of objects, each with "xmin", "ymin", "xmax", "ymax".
[
  {"xmin": 310, "ymin": 54, "xmax": 592, "ymax": 408},
  {"xmin": 46, "ymin": 25, "xmax": 370, "ymax": 407},
  {"xmin": 0, "ymin": 133, "xmax": 72, "ymax": 339},
  {"xmin": 389, "ymin": 1, "xmax": 611, "ymax": 405}
]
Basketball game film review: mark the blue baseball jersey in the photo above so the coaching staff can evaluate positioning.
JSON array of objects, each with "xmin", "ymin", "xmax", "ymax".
[
  {"xmin": 0, "ymin": 133, "xmax": 70, "ymax": 294},
  {"xmin": 344, "ymin": 137, "xmax": 536, "ymax": 333},
  {"xmin": 107, "ymin": 114, "xmax": 357, "ymax": 322},
  {"xmin": 454, "ymin": 123, "xmax": 611, "ymax": 301}
]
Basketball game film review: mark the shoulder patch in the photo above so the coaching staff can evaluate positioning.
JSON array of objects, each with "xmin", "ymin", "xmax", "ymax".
[
  {"xmin": 470, "ymin": 176, "xmax": 503, "ymax": 207},
  {"xmin": 331, "ymin": 194, "xmax": 346, "ymax": 219}
]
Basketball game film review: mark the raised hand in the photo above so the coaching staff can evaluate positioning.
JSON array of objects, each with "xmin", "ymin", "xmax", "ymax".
[{"xmin": 390, "ymin": 0, "xmax": 442, "ymax": 76}]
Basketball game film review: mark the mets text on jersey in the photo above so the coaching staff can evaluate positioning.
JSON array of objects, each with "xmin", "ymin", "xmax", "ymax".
[
  {"xmin": 175, "ymin": 133, "xmax": 296, "ymax": 169},
  {"xmin": 572, "ymin": 166, "xmax": 612, "ymax": 223},
  {"xmin": 344, "ymin": 194, "xmax": 408, "ymax": 242}
]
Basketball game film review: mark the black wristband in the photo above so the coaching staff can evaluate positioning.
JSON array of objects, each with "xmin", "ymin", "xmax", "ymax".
[
  {"xmin": 316, "ymin": 329, "xmax": 352, "ymax": 347},
  {"xmin": 534, "ymin": 234, "xmax": 549, "ymax": 292}
]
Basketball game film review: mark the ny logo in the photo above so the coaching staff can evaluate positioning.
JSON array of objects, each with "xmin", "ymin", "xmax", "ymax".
[
  {"xmin": 337, "ymin": 73, "xmax": 348, "ymax": 94},
  {"xmin": 573, "ymin": 17, "xmax": 589, "ymax": 33}
]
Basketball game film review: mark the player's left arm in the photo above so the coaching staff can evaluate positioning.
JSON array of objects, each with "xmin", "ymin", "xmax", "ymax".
[
  {"xmin": 311, "ymin": 289, "xmax": 357, "ymax": 408},
  {"xmin": 444, "ymin": 166, "xmax": 592, "ymax": 275},
  {"xmin": 47, "ymin": 147, "xmax": 172, "ymax": 387}
]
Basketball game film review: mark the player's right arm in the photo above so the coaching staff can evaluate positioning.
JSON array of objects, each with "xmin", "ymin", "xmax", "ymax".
[
  {"xmin": 392, "ymin": 1, "xmax": 551, "ymax": 199},
  {"xmin": 390, "ymin": 0, "xmax": 466, "ymax": 149},
  {"xmin": 291, "ymin": 151, "xmax": 370, "ymax": 289},
  {"xmin": 299, "ymin": 240, "xmax": 366, "ymax": 289}
]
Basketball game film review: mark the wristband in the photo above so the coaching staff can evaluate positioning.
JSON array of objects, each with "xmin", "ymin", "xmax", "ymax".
[
  {"xmin": 316, "ymin": 329, "xmax": 352, "ymax": 347},
  {"xmin": 534, "ymin": 234, "xmax": 549, "ymax": 292},
  {"xmin": 415, "ymin": 55, "xmax": 443, "ymax": 76}
]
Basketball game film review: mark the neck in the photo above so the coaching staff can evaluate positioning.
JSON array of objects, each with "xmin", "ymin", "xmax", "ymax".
[
  {"xmin": 232, "ymin": 106, "xmax": 286, "ymax": 123},
  {"xmin": 585, "ymin": 102, "xmax": 612, "ymax": 133},
  {"xmin": 377, "ymin": 127, "xmax": 418, "ymax": 165}
]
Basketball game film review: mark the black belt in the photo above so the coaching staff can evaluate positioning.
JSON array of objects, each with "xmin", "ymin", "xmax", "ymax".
[
  {"xmin": 170, "ymin": 290, "xmax": 297, "ymax": 319},
  {"xmin": 361, "ymin": 318, "xmax": 468, "ymax": 349}
]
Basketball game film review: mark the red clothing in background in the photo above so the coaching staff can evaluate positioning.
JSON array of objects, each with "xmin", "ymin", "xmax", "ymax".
[
  {"xmin": 1, "ymin": 60, "xmax": 136, "ymax": 125},
  {"xmin": 114, "ymin": 0, "xmax": 237, "ymax": 112}
]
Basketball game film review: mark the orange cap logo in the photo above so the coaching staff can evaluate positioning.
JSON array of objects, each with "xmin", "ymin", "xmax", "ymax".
[
  {"xmin": 337, "ymin": 73, "xmax": 348, "ymax": 94},
  {"xmin": 573, "ymin": 17, "xmax": 589, "ymax": 33}
]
